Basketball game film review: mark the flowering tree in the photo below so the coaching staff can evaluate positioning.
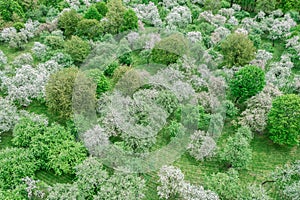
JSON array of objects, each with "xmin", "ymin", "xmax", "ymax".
[
  {"xmin": 133, "ymin": 2, "xmax": 162, "ymax": 27},
  {"xmin": 12, "ymin": 53, "xmax": 33, "ymax": 68},
  {"xmin": 158, "ymin": 165, "xmax": 219, "ymax": 199},
  {"xmin": 166, "ymin": 6, "xmax": 192, "ymax": 30},
  {"xmin": 239, "ymin": 83, "xmax": 282, "ymax": 133},
  {"xmin": 0, "ymin": 98, "xmax": 19, "ymax": 134},
  {"xmin": 187, "ymin": 130, "xmax": 216, "ymax": 161}
]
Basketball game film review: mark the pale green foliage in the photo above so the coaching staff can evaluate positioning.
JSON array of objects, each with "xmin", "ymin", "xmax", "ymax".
[
  {"xmin": 218, "ymin": 126, "xmax": 253, "ymax": 169},
  {"xmin": 64, "ymin": 35, "xmax": 90, "ymax": 63}
]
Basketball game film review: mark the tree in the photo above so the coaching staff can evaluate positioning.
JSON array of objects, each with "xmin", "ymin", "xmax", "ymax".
[
  {"xmin": 151, "ymin": 33, "xmax": 188, "ymax": 65},
  {"xmin": 76, "ymin": 19, "xmax": 103, "ymax": 40},
  {"xmin": 84, "ymin": 6, "xmax": 102, "ymax": 21},
  {"xmin": 45, "ymin": 67, "xmax": 96, "ymax": 121},
  {"xmin": 0, "ymin": 148, "xmax": 37, "ymax": 189},
  {"xmin": 95, "ymin": 1, "xmax": 108, "ymax": 16},
  {"xmin": 187, "ymin": 130, "xmax": 216, "ymax": 161},
  {"xmin": 0, "ymin": 98, "xmax": 19, "ymax": 134},
  {"xmin": 229, "ymin": 65, "xmax": 265, "ymax": 103},
  {"xmin": 104, "ymin": 0, "xmax": 126, "ymax": 34},
  {"xmin": 75, "ymin": 157, "xmax": 109, "ymax": 199},
  {"xmin": 58, "ymin": 9, "xmax": 82, "ymax": 37},
  {"xmin": 271, "ymin": 160, "xmax": 300, "ymax": 199},
  {"xmin": 256, "ymin": 0, "xmax": 276, "ymax": 14},
  {"xmin": 12, "ymin": 117, "xmax": 47, "ymax": 148},
  {"xmin": 218, "ymin": 127, "xmax": 253, "ymax": 169},
  {"xmin": 221, "ymin": 33, "xmax": 256, "ymax": 67},
  {"xmin": 64, "ymin": 36, "xmax": 90, "ymax": 64},
  {"xmin": 121, "ymin": 9, "xmax": 138, "ymax": 32},
  {"xmin": 267, "ymin": 94, "xmax": 300, "ymax": 146},
  {"xmin": 0, "ymin": 0, "xmax": 24, "ymax": 21}
]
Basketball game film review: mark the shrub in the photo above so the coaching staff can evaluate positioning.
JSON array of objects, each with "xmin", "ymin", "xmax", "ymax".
[
  {"xmin": 84, "ymin": 6, "xmax": 102, "ymax": 21},
  {"xmin": 58, "ymin": 9, "xmax": 82, "ymax": 37},
  {"xmin": 104, "ymin": 62, "xmax": 119, "ymax": 77},
  {"xmin": 221, "ymin": 33, "xmax": 256, "ymax": 67},
  {"xmin": 229, "ymin": 65, "xmax": 265, "ymax": 103},
  {"xmin": 151, "ymin": 33, "xmax": 188, "ymax": 65},
  {"xmin": 268, "ymin": 94, "xmax": 300, "ymax": 146},
  {"xmin": 64, "ymin": 36, "xmax": 90, "ymax": 64}
]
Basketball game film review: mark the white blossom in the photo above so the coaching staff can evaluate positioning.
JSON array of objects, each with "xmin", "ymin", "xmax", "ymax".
[
  {"xmin": 250, "ymin": 50, "xmax": 273, "ymax": 69},
  {"xmin": 211, "ymin": 27, "xmax": 230, "ymax": 45},
  {"xmin": 0, "ymin": 98, "xmax": 19, "ymax": 134},
  {"xmin": 227, "ymin": 16, "xmax": 239, "ymax": 26},
  {"xmin": 166, "ymin": 6, "xmax": 192, "ymax": 30},
  {"xmin": 32, "ymin": 42, "xmax": 48, "ymax": 60},
  {"xmin": 187, "ymin": 130, "xmax": 216, "ymax": 161},
  {"xmin": 133, "ymin": 3, "xmax": 163, "ymax": 27},
  {"xmin": 232, "ymin": 4, "xmax": 241, "ymax": 11},
  {"xmin": 218, "ymin": 8, "xmax": 235, "ymax": 18},
  {"xmin": 187, "ymin": 31, "xmax": 202, "ymax": 43},
  {"xmin": 12, "ymin": 53, "xmax": 33, "ymax": 68}
]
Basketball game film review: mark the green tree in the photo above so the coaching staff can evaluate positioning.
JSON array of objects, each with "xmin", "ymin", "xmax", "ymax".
[
  {"xmin": 0, "ymin": 0, "xmax": 24, "ymax": 21},
  {"xmin": 104, "ymin": 0, "xmax": 126, "ymax": 34},
  {"xmin": 277, "ymin": 0, "xmax": 300, "ymax": 13},
  {"xmin": 64, "ymin": 35, "xmax": 90, "ymax": 63},
  {"xmin": 0, "ymin": 148, "xmax": 37, "ymax": 189},
  {"xmin": 218, "ymin": 127, "xmax": 253, "ymax": 169},
  {"xmin": 229, "ymin": 65, "xmax": 266, "ymax": 102},
  {"xmin": 121, "ymin": 9, "xmax": 138, "ymax": 32},
  {"xmin": 12, "ymin": 117, "xmax": 47, "ymax": 148},
  {"xmin": 58, "ymin": 9, "xmax": 82, "ymax": 37},
  {"xmin": 76, "ymin": 19, "xmax": 103, "ymax": 40},
  {"xmin": 256, "ymin": 0, "xmax": 276, "ymax": 14},
  {"xmin": 151, "ymin": 33, "xmax": 188, "ymax": 65},
  {"xmin": 45, "ymin": 67, "xmax": 96, "ymax": 121},
  {"xmin": 84, "ymin": 6, "xmax": 102, "ymax": 21},
  {"xmin": 221, "ymin": 33, "xmax": 256, "ymax": 67},
  {"xmin": 95, "ymin": 1, "xmax": 108, "ymax": 16},
  {"xmin": 267, "ymin": 94, "xmax": 300, "ymax": 146}
]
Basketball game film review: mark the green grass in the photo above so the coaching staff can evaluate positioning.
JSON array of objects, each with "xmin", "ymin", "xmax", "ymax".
[
  {"xmin": 142, "ymin": 123, "xmax": 300, "ymax": 199},
  {"xmin": 0, "ymin": 40, "xmax": 36, "ymax": 63}
]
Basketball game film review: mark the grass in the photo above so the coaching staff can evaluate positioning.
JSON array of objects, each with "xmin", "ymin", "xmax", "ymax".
[
  {"xmin": 0, "ymin": 40, "xmax": 36, "ymax": 63},
  {"xmin": 142, "ymin": 123, "xmax": 300, "ymax": 200}
]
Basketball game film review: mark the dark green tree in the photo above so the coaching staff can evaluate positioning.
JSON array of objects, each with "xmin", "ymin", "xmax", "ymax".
[
  {"xmin": 221, "ymin": 33, "xmax": 256, "ymax": 67},
  {"xmin": 84, "ymin": 6, "xmax": 102, "ymax": 21},
  {"xmin": 267, "ymin": 94, "xmax": 300, "ymax": 146},
  {"xmin": 58, "ymin": 9, "xmax": 82, "ymax": 37},
  {"xmin": 229, "ymin": 65, "xmax": 265, "ymax": 102}
]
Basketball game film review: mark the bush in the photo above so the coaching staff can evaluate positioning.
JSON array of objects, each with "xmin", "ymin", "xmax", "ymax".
[
  {"xmin": 45, "ymin": 67, "xmax": 96, "ymax": 121},
  {"xmin": 64, "ymin": 36, "xmax": 90, "ymax": 64},
  {"xmin": 76, "ymin": 19, "xmax": 103, "ymax": 40},
  {"xmin": 0, "ymin": 98, "xmax": 19, "ymax": 134},
  {"xmin": 151, "ymin": 33, "xmax": 188, "ymax": 65},
  {"xmin": 229, "ymin": 65, "xmax": 265, "ymax": 102},
  {"xmin": 58, "ymin": 9, "xmax": 82, "ymax": 37},
  {"xmin": 268, "ymin": 94, "xmax": 300, "ymax": 146},
  {"xmin": 84, "ymin": 6, "xmax": 102, "ymax": 21},
  {"xmin": 221, "ymin": 33, "xmax": 256, "ymax": 67}
]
